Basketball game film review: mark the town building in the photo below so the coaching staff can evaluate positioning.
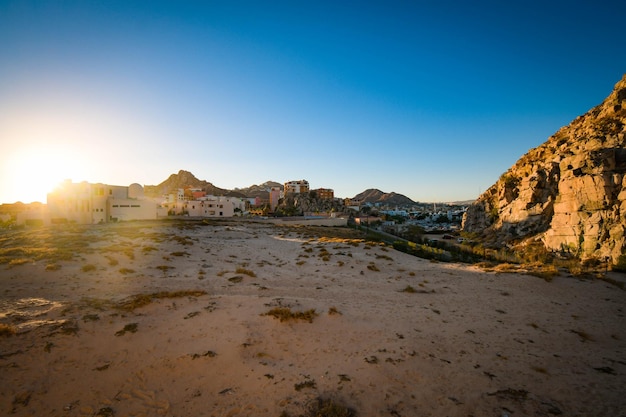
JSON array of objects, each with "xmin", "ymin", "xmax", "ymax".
[
  {"xmin": 284, "ymin": 179, "xmax": 309, "ymax": 194},
  {"xmin": 162, "ymin": 195, "xmax": 246, "ymax": 217},
  {"xmin": 314, "ymin": 188, "xmax": 334, "ymax": 200},
  {"xmin": 46, "ymin": 180, "xmax": 158, "ymax": 224},
  {"xmin": 269, "ymin": 186, "xmax": 281, "ymax": 211}
]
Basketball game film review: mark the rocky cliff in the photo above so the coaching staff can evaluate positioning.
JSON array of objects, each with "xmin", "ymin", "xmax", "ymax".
[{"xmin": 462, "ymin": 75, "xmax": 626, "ymax": 263}]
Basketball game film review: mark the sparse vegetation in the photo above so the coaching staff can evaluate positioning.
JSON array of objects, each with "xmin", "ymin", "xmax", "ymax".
[
  {"xmin": 81, "ymin": 264, "xmax": 97, "ymax": 272},
  {"xmin": 401, "ymin": 285, "xmax": 417, "ymax": 293},
  {"xmin": 570, "ymin": 329, "xmax": 594, "ymax": 342},
  {"xmin": 115, "ymin": 323, "xmax": 138, "ymax": 336},
  {"xmin": 235, "ymin": 267, "xmax": 256, "ymax": 277},
  {"xmin": 0, "ymin": 323, "xmax": 17, "ymax": 337},
  {"xmin": 328, "ymin": 306, "xmax": 341, "ymax": 315},
  {"xmin": 263, "ymin": 307, "xmax": 318, "ymax": 323},
  {"xmin": 366, "ymin": 263, "xmax": 379, "ymax": 271},
  {"xmin": 115, "ymin": 290, "xmax": 207, "ymax": 312},
  {"xmin": 45, "ymin": 263, "xmax": 61, "ymax": 271},
  {"xmin": 294, "ymin": 379, "xmax": 317, "ymax": 391}
]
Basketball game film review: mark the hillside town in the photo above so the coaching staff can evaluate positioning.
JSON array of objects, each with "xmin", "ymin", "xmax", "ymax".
[{"xmin": 0, "ymin": 176, "xmax": 469, "ymax": 236}]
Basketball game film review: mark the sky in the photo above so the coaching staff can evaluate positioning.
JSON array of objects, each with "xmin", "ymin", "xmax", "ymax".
[{"xmin": 1, "ymin": 0, "xmax": 625, "ymax": 204}]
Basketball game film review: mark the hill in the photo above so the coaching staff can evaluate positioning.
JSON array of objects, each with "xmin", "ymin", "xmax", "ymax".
[
  {"xmin": 144, "ymin": 170, "xmax": 230, "ymax": 197},
  {"xmin": 462, "ymin": 74, "xmax": 626, "ymax": 265},
  {"xmin": 352, "ymin": 189, "xmax": 415, "ymax": 205}
]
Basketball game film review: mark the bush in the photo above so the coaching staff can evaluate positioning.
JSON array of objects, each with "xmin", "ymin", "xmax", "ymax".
[{"xmin": 613, "ymin": 255, "xmax": 626, "ymax": 272}]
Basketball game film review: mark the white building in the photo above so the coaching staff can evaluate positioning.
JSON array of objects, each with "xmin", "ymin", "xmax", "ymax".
[{"xmin": 162, "ymin": 195, "xmax": 246, "ymax": 218}]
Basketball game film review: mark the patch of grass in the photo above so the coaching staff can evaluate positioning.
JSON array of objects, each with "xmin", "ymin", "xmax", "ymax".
[
  {"xmin": 9, "ymin": 258, "xmax": 29, "ymax": 266},
  {"xmin": 156, "ymin": 265, "xmax": 174, "ymax": 273},
  {"xmin": 171, "ymin": 251, "xmax": 190, "ymax": 257},
  {"xmin": 82, "ymin": 314, "xmax": 100, "ymax": 322},
  {"xmin": 294, "ymin": 379, "xmax": 317, "ymax": 391},
  {"xmin": 296, "ymin": 260, "xmax": 306, "ymax": 266},
  {"xmin": 171, "ymin": 235, "xmax": 194, "ymax": 246},
  {"xmin": 570, "ymin": 329, "xmax": 594, "ymax": 342},
  {"xmin": 116, "ymin": 290, "xmax": 207, "ymax": 312},
  {"xmin": 328, "ymin": 306, "xmax": 341, "ymax": 315},
  {"xmin": 191, "ymin": 350, "xmax": 217, "ymax": 359},
  {"xmin": 531, "ymin": 366, "xmax": 549, "ymax": 374},
  {"xmin": 119, "ymin": 268, "xmax": 135, "ymax": 275},
  {"xmin": 366, "ymin": 263, "xmax": 379, "ymax": 271},
  {"xmin": 45, "ymin": 263, "xmax": 61, "ymax": 271},
  {"xmin": 401, "ymin": 285, "xmax": 417, "ymax": 293},
  {"xmin": 115, "ymin": 323, "xmax": 138, "ymax": 336},
  {"xmin": 282, "ymin": 397, "xmax": 356, "ymax": 417},
  {"xmin": 376, "ymin": 254, "xmax": 393, "ymax": 261},
  {"xmin": 263, "ymin": 307, "xmax": 318, "ymax": 323},
  {"xmin": 142, "ymin": 246, "xmax": 158, "ymax": 253},
  {"xmin": 81, "ymin": 264, "xmax": 97, "ymax": 272},
  {"xmin": 0, "ymin": 323, "xmax": 17, "ymax": 337},
  {"xmin": 235, "ymin": 267, "xmax": 256, "ymax": 277}
]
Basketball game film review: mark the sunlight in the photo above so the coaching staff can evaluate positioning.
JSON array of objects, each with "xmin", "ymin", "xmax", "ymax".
[{"xmin": 6, "ymin": 145, "xmax": 89, "ymax": 204}]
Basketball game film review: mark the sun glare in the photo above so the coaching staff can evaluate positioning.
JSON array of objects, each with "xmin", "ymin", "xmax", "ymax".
[{"xmin": 6, "ymin": 146, "xmax": 88, "ymax": 204}]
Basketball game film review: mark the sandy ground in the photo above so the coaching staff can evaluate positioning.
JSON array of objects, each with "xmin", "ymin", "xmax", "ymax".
[{"xmin": 0, "ymin": 220, "xmax": 625, "ymax": 416}]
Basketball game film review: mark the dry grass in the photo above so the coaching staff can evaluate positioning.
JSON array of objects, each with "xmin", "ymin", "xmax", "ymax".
[
  {"xmin": 366, "ymin": 262, "xmax": 379, "ymax": 271},
  {"xmin": 401, "ymin": 285, "xmax": 417, "ymax": 293},
  {"xmin": 328, "ymin": 306, "xmax": 342, "ymax": 315},
  {"xmin": 115, "ymin": 290, "xmax": 208, "ymax": 312},
  {"xmin": 235, "ymin": 267, "xmax": 256, "ymax": 277},
  {"xmin": 570, "ymin": 329, "xmax": 594, "ymax": 342},
  {"xmin": 263, "ymin": 307, "xmax": 318, "ymax": 323},
  {"xmin": 0, "ymin": 323, "xmax": 17, "ymax": 337}
]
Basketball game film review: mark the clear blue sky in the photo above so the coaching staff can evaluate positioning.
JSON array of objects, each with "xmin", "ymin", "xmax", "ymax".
[{"xmin": 1, "ymin": 1, "xmax": 625, "ymax": 204}]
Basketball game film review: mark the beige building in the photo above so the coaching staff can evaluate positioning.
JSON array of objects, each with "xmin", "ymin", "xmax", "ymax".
[{"xmin": 46, "ymin": 180, "xmax": 157, "ymax": 224}]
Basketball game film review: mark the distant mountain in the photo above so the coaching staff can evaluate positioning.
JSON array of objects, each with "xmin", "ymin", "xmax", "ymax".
[
  {"xmin": 144, "ymin": 171, "xmax": 281, "ymax": 199},
  {"xmin": 352, "ymin": 189, "xmax": 415, "ymax": 205},
  {"xmin": 144, "ymin": 170, "xmax": 230, "ymax": 197},
  {"xmin": 234, "ymin": 181, "xmax": 283, "ymax": 200}
]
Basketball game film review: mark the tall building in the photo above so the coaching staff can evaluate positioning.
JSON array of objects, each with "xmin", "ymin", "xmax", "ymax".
[{"xmin": 269, "ymin": 187, "xmax": 281, "ymax": 212}]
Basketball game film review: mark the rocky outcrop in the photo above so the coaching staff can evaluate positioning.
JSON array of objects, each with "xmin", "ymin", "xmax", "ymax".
[{"xmin": 462, "ymin": 75, "xmax": 626, "ymax": 263}]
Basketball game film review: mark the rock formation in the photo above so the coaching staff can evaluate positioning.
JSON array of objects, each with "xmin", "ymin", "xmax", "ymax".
[{"xmin": 462, "ymin": 75, "xmax": 626, "ymax": 263}]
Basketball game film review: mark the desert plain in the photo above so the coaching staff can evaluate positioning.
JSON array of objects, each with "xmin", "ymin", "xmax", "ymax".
[{"xmin": 0, "ymin": 219, "xmax": 625, "ymax": 417}]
